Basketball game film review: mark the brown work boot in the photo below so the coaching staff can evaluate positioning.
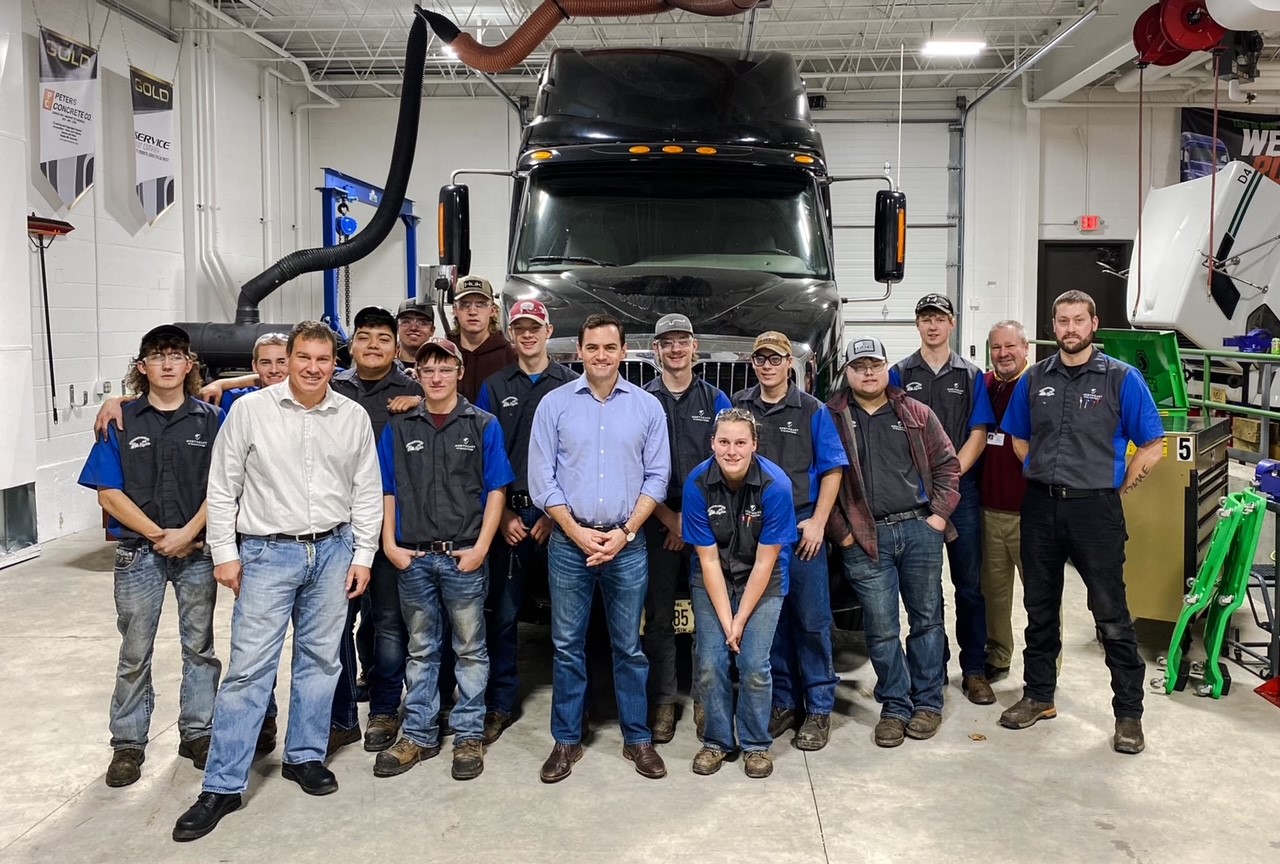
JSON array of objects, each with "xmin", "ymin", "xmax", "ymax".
[
  {"xmin": 178, "ymin": 735, "xmax": 211, "ymax": 770},
  {"xmin": 539, "ymin": 743, "xmax": 584, "ymax": 783},
  {"xmin": 483, "ymin": 711, "xmax": 511, "ymax": 745},
  {"xmin": 105, "ymin": 748, "xmax": 145, "ymax": 788},
  {"xmin": 794, "ymin": 714, "xmax": 831, "ymax": 751},
  {"xmin": 962, "ymin": 673, "xmax": 996, "ymax": 705},
  {"xmin": 905, "ymin": 710, "xmax": 942, "ymax": 740},
  {"xmin": 650, "ymin": 703, "xmax": 676, "ymax": 744},
  {"xmin": 768, "ymin": 705, "xmax": 799, "ymax": 739},
  {"xmin": 999, "ymin": 697, "xmax": 1058, "ymax": 730},
  {"xmin": 451, "ymin": 739, "xmax": 485, "ymax": 780},
  {"xmin": 874, "ymin": 717, "xmax": 907, "ymax": 748},
  {"xmin": 327, "ymin": 723, "xmax": 361, "ymax": 757},
  {"xmin": 364, "ymin": 714, "xmax": 400, "ymax": 752},
  {"xmin": 691, "ymin": 747, "xmax": 726, "ymax": 776},
  {"xmin": 373, "ymin": 736, "xmax": 441, "ymax": 778},
  {"xmin": 256, "ymin": 715, "xmax": 277, "ymax": 754},
  {"xmin": 1113, "ymin": 718, "xmax": 1145, "ymax": 755},
  {"xmin": 743, "ymin": 751, "xmax": 773, "ymax": 779},
  {"xmin": 622, "ymin": 742, "xmax": 667, "ymax": 779},
  {"xmin": 693, "ymin": 700, "xmax": 705, "ymax": 740}
]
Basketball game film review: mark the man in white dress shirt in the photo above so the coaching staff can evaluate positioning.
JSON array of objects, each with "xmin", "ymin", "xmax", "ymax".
[{"xmin": 173, "ymin": 321, "xmax": 383, "ymax": 843}]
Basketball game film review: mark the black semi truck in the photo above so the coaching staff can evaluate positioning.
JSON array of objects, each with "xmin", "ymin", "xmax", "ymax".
[{"xmin": 436, "ymin": 46, "xmax": 904, "ymax": 396}]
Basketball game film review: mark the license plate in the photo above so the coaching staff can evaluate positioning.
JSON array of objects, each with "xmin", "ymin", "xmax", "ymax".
[{"xmin": 672, "ymin": 598, "xmax": 695, "ymax": 635}]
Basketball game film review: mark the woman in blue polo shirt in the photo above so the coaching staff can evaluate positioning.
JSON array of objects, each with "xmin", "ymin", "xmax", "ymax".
[{"xmin": 682, "ymin": 408, "xmax": 797, "ymax": 778}]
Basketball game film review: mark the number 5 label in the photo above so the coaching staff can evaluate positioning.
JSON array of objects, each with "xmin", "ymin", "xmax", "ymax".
[{"xmin": 1176, "ymin": 436, "xmax": 1193, "ymax": 462}]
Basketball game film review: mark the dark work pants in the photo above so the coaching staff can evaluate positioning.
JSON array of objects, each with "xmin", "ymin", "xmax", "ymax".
[
  {"xmin": 643, "ymin": 520, "xmax": 687, "ymax": 706},
  {"xmin": 1020, "ymin": 485, "xmax": 1145, "ymax": 719},
  {"xmin": 944, "ymin": 475, "xmax": 988, "ymax": 676}
]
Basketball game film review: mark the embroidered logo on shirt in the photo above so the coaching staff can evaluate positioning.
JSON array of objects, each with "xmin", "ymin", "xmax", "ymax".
[
  {"xmin": 744, "ymin": 504, "xmax": 762, "ymax": 519},
  {"xmin": 707, "ymin": 504, "xmax": 728, "ymax": 518},
  {"xmin": 128, "ymin": 436, "xmax": 151, "ymax": 450},
  {"xmin": 1038, "ymin": 386, "xmax": 1056, "ymax": 397},
  {"xmin": 405, "ymin": 440, "xmax": 425, "ymax": 452},
  {"xmin": 779, "ymin": 421, "xmax": 799, "ymax": 435},
  {"xmin": 891, "ymin": 422, "xmax": 906, "ymax": 432},
  {"xmin": 185, "ymin": 432, "xmax": 208, "ymax": 448},
  {"xmin": 455, "ymin": 436, "xmax": 476, "ymax": 452},
  {"xmin": 692, "ymin": 409, "xmax": 710, "ymax": 423},
  {"xmin": 501, "ymin": 396, "xmax": 519, "ymax": 408},
  {"xmin": 946, "ymin": 385, "xmax": 965, "ymax": 396},
  {"xmin": 905, "ymin": 382, "xmax": 924, "ymax": 392}
]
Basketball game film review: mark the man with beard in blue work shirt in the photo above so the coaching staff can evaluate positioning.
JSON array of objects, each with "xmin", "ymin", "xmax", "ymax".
[
  {"xmin": 890, "ymin": 293, "xmax": 997, "ymax": 706},
  {"xmin": 327, "ymin": 305, "xmax": 424, "ymax": 757},
  {"xmin": 998, "ymin": 290, "xmax": 1163, "ymax": 755},
  {"xmin": 733, "ymin": 331, "xmax": 847, "ymax": 752},
  {"xmin": 474, "ymin": 299, "xmax": 576, "ymax": 744},
  {"xmin": 643, "ymin": 313, "xmax": 732, "ymax": 743},
  {"xmin": 78, "ymin": 324, "xmax": 224, "ymax": 787}
]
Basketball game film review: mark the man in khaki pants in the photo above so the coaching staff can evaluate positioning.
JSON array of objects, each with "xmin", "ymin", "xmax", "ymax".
[{"xmin": 979, "ymin": 321, "xmax": 1030, "ymax": 681}]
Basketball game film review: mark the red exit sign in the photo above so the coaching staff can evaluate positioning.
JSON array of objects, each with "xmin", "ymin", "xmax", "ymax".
[{"xmin": 1078, "ymin": 214, "xmax": 1101, "ymax": 232}]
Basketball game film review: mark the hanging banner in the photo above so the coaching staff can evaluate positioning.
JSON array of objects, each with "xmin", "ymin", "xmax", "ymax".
[
  {"xmin": 1180, "ymin": 107, "xmax": 1280, "ymax": 183},
  {"xmin": 37, "ymin": 27, "xmax": 98, "ymax": 208},
  {"xmin": 130, "ymin": 67, "xmax": 175, "ymax": 223}
]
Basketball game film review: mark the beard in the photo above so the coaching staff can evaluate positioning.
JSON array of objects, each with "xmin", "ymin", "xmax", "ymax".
[{"xmin": 1055, "ymin": 332, "xmax": 1093, "ymax": 355}]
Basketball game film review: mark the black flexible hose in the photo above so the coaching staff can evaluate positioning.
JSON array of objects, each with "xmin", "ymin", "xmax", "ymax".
[{"xmin": 234, "ymin": 6, "xmax": 431, "ymax": 324}]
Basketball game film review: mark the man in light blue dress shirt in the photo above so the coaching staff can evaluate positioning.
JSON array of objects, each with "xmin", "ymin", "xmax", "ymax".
[{"xmin": 529, "ymin": 313, "xmax": 671, "ymax": 783}]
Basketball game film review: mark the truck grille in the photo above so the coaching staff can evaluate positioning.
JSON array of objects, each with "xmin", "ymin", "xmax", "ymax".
[{"xmin": 563, "ymin": 359, "xmax": 758, "ymax": 395}]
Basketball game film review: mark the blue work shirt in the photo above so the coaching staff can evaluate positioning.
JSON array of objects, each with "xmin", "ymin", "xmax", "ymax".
[
  {"xmin": 1001, "ymin": 350, "xmax": 1164, "ymax": 489},
  {"xmin": 889, "ymin": 350, "xmax": 996, "ymax": 452},
  {"xmin": 529, "ymin": 373, "xmax": 671, "ymax": 526},
  {"xmin": 731, "ymin": 383, "xmax": 848, "ymax": 511},
  {"xmin": 220, "ymin": 386, "xmax": 258, "ymax": 413}
]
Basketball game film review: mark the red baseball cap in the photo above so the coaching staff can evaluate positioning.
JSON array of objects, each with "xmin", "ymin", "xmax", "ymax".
[{"xmin": 509, "ymin": 299, "xmax": 549, "ymax": 326}]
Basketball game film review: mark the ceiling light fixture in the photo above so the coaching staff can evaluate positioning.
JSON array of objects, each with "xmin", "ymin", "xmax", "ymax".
[{"xmin": 922, "ymin": 40, "xmax": 986, "ymax": 57}]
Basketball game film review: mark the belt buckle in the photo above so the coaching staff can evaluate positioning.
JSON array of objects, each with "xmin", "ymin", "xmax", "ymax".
[{"xmin": 1052, "ymin": 486, "xmax": 1067, "ymax": 499}]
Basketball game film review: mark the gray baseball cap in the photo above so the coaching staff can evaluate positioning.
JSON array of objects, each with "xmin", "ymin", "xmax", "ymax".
[
  {"xmin": 654, "ymin": 313, "xmax": 694, "ymax": 338},
  {"xmin": 845, "ymin": 337, "xmax": 887, "ymax": 364}
]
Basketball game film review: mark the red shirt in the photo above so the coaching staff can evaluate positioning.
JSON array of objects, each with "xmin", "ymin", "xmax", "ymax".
[{"xmin": 980, "ymin": 365, "xmax": 1029, "ymax": 512}]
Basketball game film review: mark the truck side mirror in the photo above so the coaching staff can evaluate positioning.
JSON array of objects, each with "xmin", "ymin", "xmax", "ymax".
[
  {"xmin": 874, "ymin": 189, "xmax": 906, "ymax": 284},
  {"xmin": 438, "ymin": 184, "xmax": 472, "ymax": 276}
]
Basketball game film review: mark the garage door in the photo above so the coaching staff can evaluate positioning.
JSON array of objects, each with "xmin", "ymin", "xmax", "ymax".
[{"xmin": 819, "ymin": 121, "xmax": 954, "ymax": 365}]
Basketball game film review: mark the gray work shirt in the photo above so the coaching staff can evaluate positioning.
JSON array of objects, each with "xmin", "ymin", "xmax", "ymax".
[
  {"xmin": 891, "ymin": 350, "xmax": 996, "ymax": 451},
  {"xmin": 331, "ymin": 365, "xmax": 423, "ymax": 438},
  {"xmin": 853, "ymin": 402, "xmax": 927, "ymax": 518}
]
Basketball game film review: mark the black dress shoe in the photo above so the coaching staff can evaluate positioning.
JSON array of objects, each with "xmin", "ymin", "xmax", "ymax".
[
  {"xmin": 173, "ymin": 792, "xmax": 242, "ymax": 842},
  {"xmin": 281, "ymin": 760, "xmax": 338, "ymax": 796}
]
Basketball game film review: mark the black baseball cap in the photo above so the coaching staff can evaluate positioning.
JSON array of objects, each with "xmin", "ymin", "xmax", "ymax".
[
  {"xmin": 396, "ymin": 299, "xmax": 433, "ymax": 319},
  {"xmin": 138, "ymin": 324, "xmax": 189, "ymax": 354},
  {"xmin": 915, "ymin": 293, "xmax": 955, "ymax": 316},
  {"xmin": 353, "ymin": 305, "xmax": 397, "ymax": 333}
]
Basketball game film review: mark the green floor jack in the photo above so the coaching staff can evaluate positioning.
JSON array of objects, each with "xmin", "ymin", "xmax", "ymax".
[{"xmin": 1155, "ymin": 489, "xmax": 1267, "ymax": 699}]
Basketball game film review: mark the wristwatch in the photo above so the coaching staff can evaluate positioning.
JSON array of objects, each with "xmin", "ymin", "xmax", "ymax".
[{"xmin": 623, "ymin": 524, "xmax": 636, "ymax": 543}]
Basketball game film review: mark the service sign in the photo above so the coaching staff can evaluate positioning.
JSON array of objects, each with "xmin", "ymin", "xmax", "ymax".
[
  {"xmin": 130, "ymin": 67, "xmax": 175, "ymax": 223},
  {"xmin": 37, "ymin": 27, "xmax": 98, "ymax": 208},
  {"xmin": 1180, "ymin": 107, "xmax": 1280, "ymax": 183}
]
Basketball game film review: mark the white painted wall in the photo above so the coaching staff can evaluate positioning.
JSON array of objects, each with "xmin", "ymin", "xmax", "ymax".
[{"xmin": 24, "ymin": 1, "xmax": 307, "ymax": 540}]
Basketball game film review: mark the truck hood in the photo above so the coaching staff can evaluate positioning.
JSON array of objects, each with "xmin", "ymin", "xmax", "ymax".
[{"xmin": 506, "ymin": 267, "xmax": 839, "ymax": 346}]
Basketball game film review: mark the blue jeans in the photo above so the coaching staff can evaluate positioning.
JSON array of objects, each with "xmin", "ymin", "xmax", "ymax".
[
  {"xmin": 202, "ymin": 528, "xmax": 352, "ymax": 795},
  {"xmin": 946, "ymin": 476, "xmax": 988, "ymax": 675},
  {"xmin": 547, "ymin": 530, "xmax": 650, "ymax": 745},
  {"xmin": 770, "ymin": 505, "xmax": 837, "ymax": 715},
  {"xmin": 110, "ymin": 544, "xmax": 220, "ymax": 749},
  {"xmin": 399, "ymin": 553, "xmax": 489, "ymax": 746},
  {"xmin": 692, "ymin": 587, "xmax": 783, "ymax": 753},
  {"xmin": 485, "ymin": 505, "xmax": 545, "ymax": 717},
  {"xmin": 841, "ymin": 518, "xmax": 947, "ymax": 721},
  {"xmin": 333, "ymin": 550, "xmax": 407, "ymax": 727}
]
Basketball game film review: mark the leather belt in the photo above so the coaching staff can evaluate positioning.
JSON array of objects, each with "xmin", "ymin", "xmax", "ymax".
[
  {"xmin": 508, "ymin": 491, "xmax": 533, "ymax": 510},
  {"xmin": 1030, "ymin": 481, "xmax": 1114, "ymax": 500},
  {"xmin": 573, "ymin": 518, "xmax": 625, "ymax": 533},
  {"xmin": 404, "ymin": 540, "xmax": 468, "ymax": 553},
  {"xmin": 874, "ymin": 506, "xmax": 931, "ymax": 525},
  {"xmin": 244, "ymin": 525, "xmax": 343, "ymax": 543}
]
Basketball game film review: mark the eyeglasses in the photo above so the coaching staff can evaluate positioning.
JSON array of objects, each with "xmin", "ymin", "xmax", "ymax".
[
  {"xmin": 399, "ymin": 317, "xmax": 433, "ymax": 328},
  {"xmin": 456, "ymin": 299, "xmax": 492, "ymax": 311},
  {"xmin": 417, "ymin": 365, "xmax": 460, "ymax": 378},
  {"xmin": 849, "ymin": 360, "xmax": 886, "ymax": 374},
  {"xmin": 142, "ymin": 351, "xmax": 189, "ymax": 365},
  {"xmin": 750, "ymin": 353, "xmax": 788, "ymax": 367},
  {"xmin": 656, "ymin": 337, "xmax": 693, "ymax": 351}
]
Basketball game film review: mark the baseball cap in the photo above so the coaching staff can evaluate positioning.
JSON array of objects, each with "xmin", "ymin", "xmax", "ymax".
[
  {"xmin": 915, "ymin": 293, "xmax": 955, "ymax": 316},
  {"xmin": 454, "ymin": 275, "xmax": 494, "ymax": 301},
  {"xmin": 509, "ymin": 299, "xmax": 549, "ymax": 326},
  {"xmin": 415, "ymin": 338, "xmax": 464, "ymax": 365},
  {"xmin": 396, "ymin": 299, "xmax": 433, "ymax": 319},
  {"xmin": 654, "ymin": 314, "xmax": 694, "ymax": 339},
  {"xmin": 845, "ymin": 337, "xmax": 887, "ymax": 365},
  {"xmin": 353, "ymin": 305, "xmax": 396, "ymax": 332},
  {"xmin": 139, "ymin": 324, "xmax": 190, "ymax": 354},
  {"xmin": 752, "ymin": 331, "xmax": 792, "ymax": 356}
]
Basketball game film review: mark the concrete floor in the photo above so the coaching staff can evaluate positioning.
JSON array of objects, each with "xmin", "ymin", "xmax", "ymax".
[{"xmin": 4, "ymin": 476, "xmax": 1280, "ymax": 863}]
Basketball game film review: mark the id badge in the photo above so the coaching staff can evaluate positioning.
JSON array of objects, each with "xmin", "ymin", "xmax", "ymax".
[{"xmin": 987, "ymin": 431, "xmax": 1006, "ymax": 447}]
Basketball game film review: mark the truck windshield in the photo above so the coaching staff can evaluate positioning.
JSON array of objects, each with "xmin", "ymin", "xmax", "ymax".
[{"xmin": 514, "ymin": 166, "xmax": 830, "ymax": 278}]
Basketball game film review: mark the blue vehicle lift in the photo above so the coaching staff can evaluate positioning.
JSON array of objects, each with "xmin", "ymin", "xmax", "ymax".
[{"xmin": 318, "ymin": 167, "xmax": 420, "ymax": 340}]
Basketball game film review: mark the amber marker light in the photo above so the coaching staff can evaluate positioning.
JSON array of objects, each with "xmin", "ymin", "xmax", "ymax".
[
  {"xmin": 662, "ymin": 145, "xmax": 684, "ymax": 153},
  {"xmin": 531, "ymin": 150, "xmax": 554, "ymax": 160},
  {"xmin": 695, "ymin": 146, "xmax": 717, "ymax": 155},
  {"xmin": 629, "ymin": 145, "xmax": 651, "ymax": 154},
  {"xmin": 793, "ymin": 154, "xmax": 815, "ymax": 164}
]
